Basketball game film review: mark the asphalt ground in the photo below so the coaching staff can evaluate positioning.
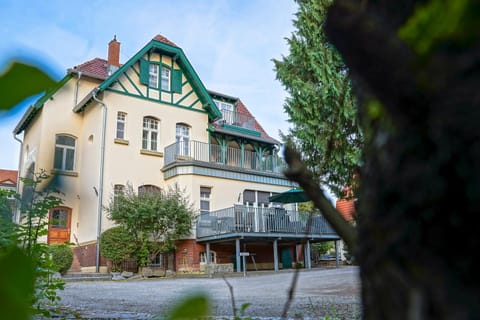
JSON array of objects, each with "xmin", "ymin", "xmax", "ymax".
[{"xmin": 56, "ymin": 266, "xmax": 361, "ymax": 319}]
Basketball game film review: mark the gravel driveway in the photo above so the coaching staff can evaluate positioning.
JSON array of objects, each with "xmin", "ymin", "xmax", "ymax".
[{"xmin": 57, "ymin": 266, "xmax": 361, "ymax": 319}]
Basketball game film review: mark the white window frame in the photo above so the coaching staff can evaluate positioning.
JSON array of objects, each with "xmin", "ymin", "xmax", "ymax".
[
  {"xmin": 116, "ymin": 112, "xmax": 126, "ymax": 139},
  {"xmin": 148, "ymin": 64, "xmax": 158, "ymax": 88},
  {"xmin": 214, "ymin": 100, "xmax": 234, "ymax": 124},
  {"xmin": 142, "ymin": 117, "xmax": 159, "ymax": 151},
  {"xmin": 54, "ymin": 135, "xmax": 76, "ymax": 171},
  {"xmin": 176, "ymin": 123, "xmax": 190, "ymax": 156},
  {"xmin": 200, "ymin": 187, "xmax": 211, "ymax": 215},
  {"xmin": 161, "ymin": 67, "xmax": 170, "ymax": 91}
]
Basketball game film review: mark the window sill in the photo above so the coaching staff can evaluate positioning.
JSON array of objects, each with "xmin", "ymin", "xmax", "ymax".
[
  {"xmin": 114, "ymin": 138, "xmax": 129, "ymax": 145},
  {"xmin": 51, "ymin": 169, "xmax": 79, "ymax": 177},
  {"xmin": 140, "ymin": 149, "xmax": 164, "ymax": 157}
]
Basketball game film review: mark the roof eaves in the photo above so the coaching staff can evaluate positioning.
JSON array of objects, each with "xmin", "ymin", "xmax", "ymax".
[
  {"xmin": 68, "ymin": 68, "xmax": 107, "ymax": 81},
  {"xmin": 211, "ymin": 126, "xmax": 280, "ymax": 145}
]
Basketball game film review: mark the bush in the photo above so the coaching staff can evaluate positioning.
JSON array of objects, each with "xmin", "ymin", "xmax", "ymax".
[
  {"xmin": 48, "ymin": 244, "xmax": 73, "ymax": 275},
  {"xmin": 100, "ymin": 226, "xmax": 136, "ymax": 271}
]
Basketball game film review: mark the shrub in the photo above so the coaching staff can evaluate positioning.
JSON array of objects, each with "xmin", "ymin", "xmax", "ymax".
[
  {"xmin": 48, "ymin": 244, "xmax": 73, "ymax": 275},
  {"xmin": 100, "ymin": 226, "xmax": 136, "ymax": 271}
]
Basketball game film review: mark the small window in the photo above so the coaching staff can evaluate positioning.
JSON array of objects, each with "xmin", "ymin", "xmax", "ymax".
[
  {"xmin": 214, "ymin": 100, "xmax": 234, "ymax": 124},
  {"xmin": 161, "ymin": 67, "xmax": 170, "ymax": 91},
  {"xmin": 243, "ymin": 190, "xmax": 255, "ymax": 206},
  {"xmin": 116, "ymin": 112, "xmax": 126, "ymax": 139},
  {"xmin": 200, "ymin": 187, "xmax": 211, "ymax": 215},
  {"xmin": 142, "ymin": 117, "xmax": 159, "ymax": 151},
  {"xmin": 54, "ymin": 135, "xmax": 76, "ymax": 171},
  {"xmin": 149, "ymin": 64, "xmax": 158, "ymax": 88},
  {"xmin": 200, "ymin": 251, "xmax": 216, "ymax": 264}
]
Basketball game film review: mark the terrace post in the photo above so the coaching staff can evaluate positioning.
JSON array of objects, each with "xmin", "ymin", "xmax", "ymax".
[
  {"xmin": 235, "ymin": 238, "xmax": 241, "ymax": 273},
  {"xmin": 335, "ymin": 240, "xmax": 339, "ymax": 268},
  {"xmin": 305, "ymin": 240, "xmax": 311, "ymax": 269},
  {"xmin": 206, "ymin": 242, "xmax": 211, "ymax": 265},
  {"xmin": 273, "ymin": 239, "xmax": 279, "ymax": 271}
]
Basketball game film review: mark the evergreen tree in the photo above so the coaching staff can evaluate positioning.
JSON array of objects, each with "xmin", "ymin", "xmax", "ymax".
[{"xmin": 273, "ymin": 0, "xmax": 363, "ymax": 197}]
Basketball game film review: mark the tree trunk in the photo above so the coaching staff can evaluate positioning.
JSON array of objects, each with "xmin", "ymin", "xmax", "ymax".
[{"xmin": 326, "ymin": 1, "xmax": 480, "ymax": 318}]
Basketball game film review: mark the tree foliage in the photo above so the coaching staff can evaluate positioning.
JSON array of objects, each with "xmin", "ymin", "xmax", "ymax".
[
  {"xmin": 106, "ymin": 184, "xmax": 195, "ymax": 266},
  {"xmin": 100, "ymin": 226, "xmax": 136, "ymax": 271},
  {"xmin": 280, "ymin": 0, "xmax": 480, "ymax": 318},
  {"xmin": 273, "ymin": 0, "xmax": 363, "ymax": 197}
]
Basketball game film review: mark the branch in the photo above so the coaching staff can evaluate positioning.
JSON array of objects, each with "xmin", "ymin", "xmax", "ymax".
[{"xmin": 283, "ymin": 145, "xmax": 357, "ymax": 249}]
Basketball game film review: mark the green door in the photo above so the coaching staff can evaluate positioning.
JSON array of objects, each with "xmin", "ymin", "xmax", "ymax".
[{"xmin": 281, "ymin": 247, "xmax": 292, "ymax": 269}]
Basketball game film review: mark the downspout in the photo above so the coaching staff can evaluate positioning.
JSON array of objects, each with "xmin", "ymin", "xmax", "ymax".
[
  {"xmin": 73, "ymin": 71, "xmax": 82, "ymax": 107},
  {"xmin": 92, "ymin": 89, "xmax": 107, "ymax": 273},
  {"xmin": 13, "ymin": 133, "xmax": 23, "ymax": 223}
]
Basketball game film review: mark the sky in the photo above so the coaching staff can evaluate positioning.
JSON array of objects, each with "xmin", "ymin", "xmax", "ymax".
[{"xmin": 0, "ymin": 0, "xmax": 298, "ymax": 170}]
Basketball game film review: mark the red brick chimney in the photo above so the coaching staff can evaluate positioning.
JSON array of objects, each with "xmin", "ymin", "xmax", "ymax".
[{"xmin": 108, "ymin": 35, "xmax": 120, "ymax": 67}]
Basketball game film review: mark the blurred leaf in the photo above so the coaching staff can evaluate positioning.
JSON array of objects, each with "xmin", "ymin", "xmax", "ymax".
[
  {"xmin": 0, "ymin": 246, "xmax": 35, "ymax": 320},
  {"xmin": 0, "ymin": 61, "xmax": 56, "ymax": 110},
  {"xmin": 167, "ymin": 293, "xmax": 210, "ymax": 320}
]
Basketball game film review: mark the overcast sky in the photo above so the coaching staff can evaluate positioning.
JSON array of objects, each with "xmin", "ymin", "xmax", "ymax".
[{"xmin": 0, "ymin": 0, "xmax": 298, "ymax": 170}]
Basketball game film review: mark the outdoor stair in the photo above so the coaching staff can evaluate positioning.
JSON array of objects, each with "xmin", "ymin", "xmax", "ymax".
[{"xmin": 63, "ymin": 272, "xmax": 111, "ymax": 282}]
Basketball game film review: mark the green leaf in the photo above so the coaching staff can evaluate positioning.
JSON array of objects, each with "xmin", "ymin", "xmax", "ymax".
[
  {"xmin": 0, "ymin": 61, "xmax": 56, "ymax": 110},
  {"xmin": 0, "ymin": 246, "xmax": 35, "ymax": 320},
  {"xmin": 167, "ymin": 293, "xmax": 210, "ymax": 320}
]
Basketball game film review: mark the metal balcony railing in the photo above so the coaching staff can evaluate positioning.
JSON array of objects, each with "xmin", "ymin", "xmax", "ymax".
[
  {"xmin": 164, "ymin": 140, "xmax": 284, "ymax": 173},
  {"xmin": 215, "ymin": 109, "xmax": 256, "ymax": 130},
  {"xmin": 196, "ymin": 205, "xmax": 338, "ymax": 238}
]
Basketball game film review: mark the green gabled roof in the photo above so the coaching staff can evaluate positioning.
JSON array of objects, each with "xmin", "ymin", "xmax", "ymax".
[
  {"xmin": 96, "ymin": 38, "xmax": 222, "ymax": 121},
  {"xmin": 13, "ymin": 74, "xmax": 73, "ymax": 135}
]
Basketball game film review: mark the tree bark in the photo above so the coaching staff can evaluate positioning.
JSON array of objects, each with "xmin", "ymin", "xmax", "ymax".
[{"xmin": 325, "ymin": 1, "xmax": 480, "ymax": 318}]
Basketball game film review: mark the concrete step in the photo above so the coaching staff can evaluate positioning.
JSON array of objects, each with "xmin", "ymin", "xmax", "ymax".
[{"xmin": 63, "ymin": 272, "xmax": 111, "ymax": 282}]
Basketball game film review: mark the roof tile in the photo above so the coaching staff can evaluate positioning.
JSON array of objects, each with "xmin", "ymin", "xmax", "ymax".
[{"xmin": 0, "ymin": 169, "xmax": 18, "ymax": 184}]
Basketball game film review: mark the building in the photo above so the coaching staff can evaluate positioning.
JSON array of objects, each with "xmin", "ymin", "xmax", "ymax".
[
  {"xmin": 0, "ymin": 169, "xmax": 18, "ymax": 216},
  {"xmin": 13, "ymin": 35, "xmax": 338, "ymax": 273}
]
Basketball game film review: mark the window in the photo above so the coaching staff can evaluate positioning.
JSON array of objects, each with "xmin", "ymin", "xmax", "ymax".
[
  {"xmin": 148, "ymin": 64, "xmax": 158, "ymax": 88},
  {"xmin": 142, "ymin": 117, "xmax": 159, "ymax": 151},
  {"xmin": 113, "ymin": 184, "xmax": 125, "ymax": 206},
  {"xmin": 161, "ymin": 67, "xmax": 170, "ymax": 91},
  {"xmin": 243, "ymin": 190, "xmax": 255, "ymax": 206},
  {"xmin": 138, "ymin": 184, "xmax": 161, "ymax": 196},
  {"xmin": 140, "ymin": 59, "xmax": 182, "ymax": 93},
  {"xmin": 116, "ymin": 112, "xmax": 126, "ymax": 139},
  {"xmin": 214, "ymin": 100, "xmax": 234, "ymax": 124},
  {"xmin": 149, "ymin": 64, "xmax": 170, "ymax": 90},
  {"xmin": 50, "ymin": 208, "xmax": 68, "ymax": 228},
  {"xmin": 54, "ymin": 135, "xmax": 76, "ymax": 171},
  {"xmin": 200, "ymin": 187, "xmax": 211, "ymax": 215},
  {"xmin": 200, "ymin": 251, "xmax": 216, "ymax": 264},
  {"xmin": 176, "ymin": 124, "xmax": 190, "ymax": 156}
]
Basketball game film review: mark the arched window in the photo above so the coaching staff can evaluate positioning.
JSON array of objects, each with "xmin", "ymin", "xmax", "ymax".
[
  {"xmin": 176, "ymin": 123, "xmax": 190, "ymax": 156},
  {"xmin": 138, "ymin": 184, "xmax": 161, "ymax": 196},
  {"xmin": 142, "ymin": 117, "xmax": 159, "ymax": 151},
  {"xmin": 54, "ymin": 134, "xmax": 76, "ymax": 171}
]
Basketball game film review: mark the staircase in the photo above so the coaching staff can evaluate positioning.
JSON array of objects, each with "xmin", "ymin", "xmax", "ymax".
[{"xmin": 63, "ymin": 272, "xmax": 111, "ymax": 282}]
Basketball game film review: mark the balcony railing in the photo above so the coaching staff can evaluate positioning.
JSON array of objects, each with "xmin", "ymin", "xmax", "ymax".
[
  {"xmin": 216, "ymin": 109, "xmax": 256, "ymax": 130},
  {"xmin": 164, "ymin": 140, "xmax": 284, "ymax": 173},
  {"xmin": 196, "ymin": 205, "xmax": 338, "ymax": 239}
]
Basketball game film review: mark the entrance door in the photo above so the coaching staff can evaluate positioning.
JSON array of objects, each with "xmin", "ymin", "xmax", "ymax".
[
  {"xmin": 48, "ymin": 207, "xmax": 71, "ymax": 244},
  {"xmin": 281, "ymin": 247, "xmax": 293, "ymax": 269}
]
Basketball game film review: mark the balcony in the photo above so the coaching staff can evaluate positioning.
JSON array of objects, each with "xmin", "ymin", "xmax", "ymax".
[
  {"xmin": 196, "ymin": 205, "xmax": 339, "ymax": 240},
  {"xmin": 215, "ymin": 109, "xmax": 256, "ymax": 131},
  {"xmin": 164, "ymin": 140, "xmax": 284, "ymax": 174}
]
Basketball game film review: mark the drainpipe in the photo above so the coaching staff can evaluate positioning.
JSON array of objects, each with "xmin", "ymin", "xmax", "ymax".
[
  {"xmin": 73, "ymin": 71, "xmax": 82, "ymax": 107},
  {"xmin": 92, "ymin": 89, "xmax": 107, "ymax": 273},
  {"xmin": 13, "ymin": 133, "xmax": 23, "ymax": 224}
]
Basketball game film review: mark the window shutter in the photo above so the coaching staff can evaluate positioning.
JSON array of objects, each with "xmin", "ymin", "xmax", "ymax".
[
  {"xmin": 139, "ymin": 59, "xmax": 149, "ymax": 85},
  {"xmin": 172, "ymin": 69, "xmax": 182, "ymax": 93}
]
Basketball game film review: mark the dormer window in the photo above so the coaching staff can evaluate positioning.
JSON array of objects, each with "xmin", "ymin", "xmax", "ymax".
[
  {"xmin": 214, "ymin": 100, "xmax": 234, "ymax": 124},
  {"xmin": 140, "ymin": 59, "xmax": 182, "ymax": 93}
]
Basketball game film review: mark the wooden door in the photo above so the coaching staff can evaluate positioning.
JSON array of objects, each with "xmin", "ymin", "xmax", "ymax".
[{"xmin": 48, "ymin": 207, "xmax": 71, "ymax": 244}]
